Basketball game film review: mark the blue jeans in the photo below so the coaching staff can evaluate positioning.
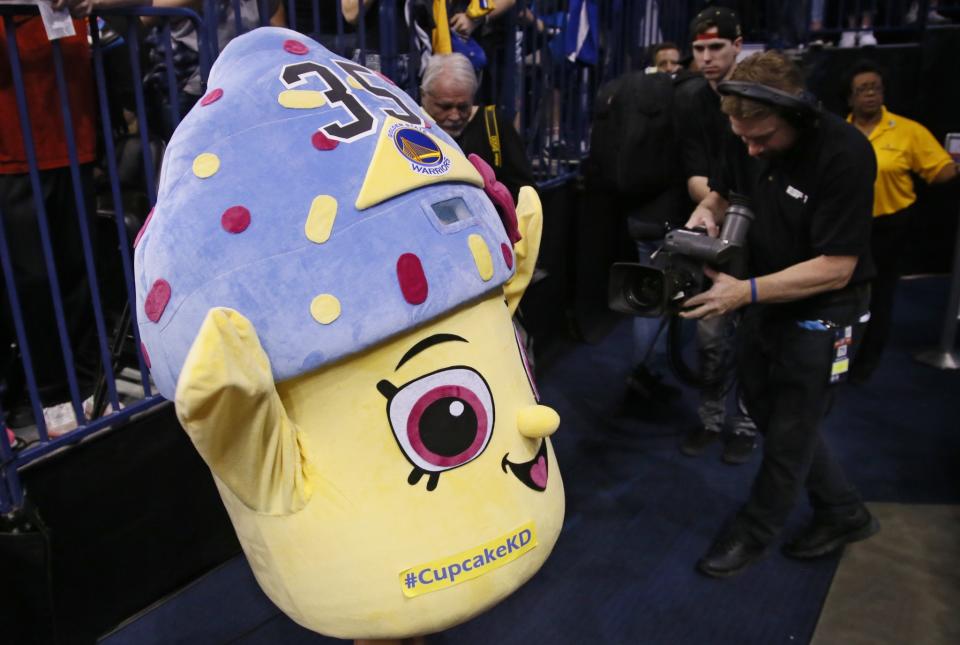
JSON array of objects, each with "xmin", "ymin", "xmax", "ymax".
[{"xmin": 696, "ymin": 312, "xmax": 757, "ymax": 436}]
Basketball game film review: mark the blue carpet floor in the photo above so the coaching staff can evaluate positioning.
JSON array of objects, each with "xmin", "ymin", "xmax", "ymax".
[{"xmin": 101, "ymin": 276, "xmax": 960, "ymax": 645}]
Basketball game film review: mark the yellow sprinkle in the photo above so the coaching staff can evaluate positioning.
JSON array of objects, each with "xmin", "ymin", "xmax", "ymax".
[
  {"xmin": 310, "ymin": 294, "xmax": 341, "ymax": 324},
  {"xmin": 346, "ymin": 76, "xmax": 362, "ymax": 89},
  {"xmin": 305, "ymin": 195, "xmax": 337, "ymax": 243},
  {"xmin": 517, "ymin": 405, "xmax": 561, "ymax": 438},
  {"xmin": 192, "ymin": 153, "xmax": 220, "ymax": 178},
  {"xmin": 468, "ymin": 234, "xmax": 493, "ymax": 281},
  {"xmin": 278, "ymin": 90, "xmax": 327, "ymax": 109}
]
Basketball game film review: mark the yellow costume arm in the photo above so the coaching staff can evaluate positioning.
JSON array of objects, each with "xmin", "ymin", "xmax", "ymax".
[
  {"xmin": 175, "ymin": 308, "xmax": 312, "ymax": 515},
  {"xmin": 503, "ymin": 185, "xmax": 543, "ymax": 314}
]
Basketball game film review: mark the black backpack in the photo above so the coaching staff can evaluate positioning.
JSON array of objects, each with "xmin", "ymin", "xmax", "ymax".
[{"xmin": 585, "ymin": 71, "xmax": 686, "ymax": 198}]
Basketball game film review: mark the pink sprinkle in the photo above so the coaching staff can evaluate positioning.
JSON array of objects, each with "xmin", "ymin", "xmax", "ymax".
[
  {"xmin": 501, "ymin": 243, "xmax": 514, "ymax": 269},
  {"xmin": 283, "ymin": 39, "xmax": 309, "ymax": 55},
  {"xmin": 375, "ymin": 71, "xmax": 396, "ymax": 86},
  {"xmin": 221, "ymin": 205, "xmax": 251, "ymax": 233},
  {"xmin": 134, "ymin": 207, "xmax": 155, "ymax": 248},
  {"xmin": 468, "ymin": 153, "xmax": 521, "ymax": 244},
  {"xmin": 144, "ymin": 279, "xmax": 171, "ymax": 323},
  {"xmin": 200, "ymin": 88, "xmax": 223, "ymax": 106},
  {"xmin": 140, "ymin": 342, "xmax": 151, "ymax": 369},
  {"xmin": 397, "ymin": 253, "xmax": 428, "ymax": 305},
  {"xmin": 424, "ymin": 120, "xmax": 432, "ymax": 129},
  {"xmin": 311, "ymin": 131, "xmax": 339, "ymax": 151}
]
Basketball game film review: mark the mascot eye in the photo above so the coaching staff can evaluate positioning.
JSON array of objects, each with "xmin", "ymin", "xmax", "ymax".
[{"xmin": 384, "ymin": 367, "xmax": 494, "ymax": 473}]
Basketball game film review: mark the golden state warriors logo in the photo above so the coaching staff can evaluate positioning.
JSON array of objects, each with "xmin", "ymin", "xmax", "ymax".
[{"xmin": 392, "ymin": 126, "xmax": 452, "ymax": 176}]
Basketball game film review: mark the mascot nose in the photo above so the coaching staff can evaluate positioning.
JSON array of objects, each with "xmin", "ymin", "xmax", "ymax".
[{"xmin": 516, "ymin": 405, "xmax": 560, "ymax": 438}]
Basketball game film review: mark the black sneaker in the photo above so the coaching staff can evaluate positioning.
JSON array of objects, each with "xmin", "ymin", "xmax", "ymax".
[
  {"xmin": 626, "ymin": 365, "xmax": 680, "ymax": 401},
  {"xmin": 721, "ymin": 432, "xmax": 757, "ymax": 465},
  {"xmin": 680, "ymin": 426, "xmax": 721, "ymax": 457},
  {"xmin": 782, "ymin": 506, "xmax": 880, "ymax": 559},
  {"xmin": 697, "ymin": 530, "xmax": 766, "ymax": 578}
]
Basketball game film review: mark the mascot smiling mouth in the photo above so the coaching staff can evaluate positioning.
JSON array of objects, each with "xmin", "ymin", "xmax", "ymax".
[{"xmin": 502, "ymin": 440, "xmax": 549, "ymax": 491}]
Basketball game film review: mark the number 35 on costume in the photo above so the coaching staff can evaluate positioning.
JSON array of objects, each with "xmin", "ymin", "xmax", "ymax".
[{"xmin": 133, "ymin": 28, "xmax": 564, "ymax": 639}]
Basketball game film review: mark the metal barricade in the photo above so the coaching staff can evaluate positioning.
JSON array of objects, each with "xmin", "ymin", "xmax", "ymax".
[
  {"xmin": 0, "ymin": 4, "xmax": 209, "ymax": 514},
  {"xmin": 809, "ymin": 0, "xmax": 955, "ymax": 42},
  {"xmin": 11, "ymin": 0, "xmax": 948, "ymax": 514},
  {"xmin": 0, "ymin": 0, "xmax": 614, "ymax": 515}
]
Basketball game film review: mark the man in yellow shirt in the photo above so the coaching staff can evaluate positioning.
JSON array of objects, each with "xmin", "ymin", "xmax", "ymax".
[{"xmin": 846, "ymin": 60, "xmax": 959, "ymax": 383}]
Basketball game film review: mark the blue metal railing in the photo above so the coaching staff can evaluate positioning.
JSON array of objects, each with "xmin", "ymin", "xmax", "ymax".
[
  {"xmin": 810, "ymin": 0, "xmax": 959, "ymax": 40},
  {"xmin": 3, "ymin": 12, "xmax": 86, "ymax": 443},
  {"xmin": 0, "ymin": 5, "xmax": 207, "ymax": 513},
  {"xmin": 2, "ymin": 0, "xmax": 953, "ymax": 513}
]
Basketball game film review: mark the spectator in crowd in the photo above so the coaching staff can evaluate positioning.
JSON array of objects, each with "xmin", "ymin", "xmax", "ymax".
[
  {"xmin": 0, "ymin": 0, "xmax": 99, "ymax": 434},
  {"xmin": 144, "ymin": 0, "xmax": 285, "ymax": 138},
  {"xmin": 683, "ymin": 51, "xmax": 879, "ymax": 577},
  {"xmin": 293, "ymin": 0, "xmax": 351, "ymax": 54},
  {"xmin": 839, "ymin": 0, "xmax": 876, "ymax": 47},
  {"xmin": 809, "ymin": 0, "xmax": 824, "ymax": 36},
  {"xmin": 650, "ymin": 41, "xmax": 681, "ymax": 76},
  {"xmin": 448, "ymin": 0, "xmax": 513, "ymax": 40},
  {"xmin": 905, "ymin": 0, "xmax": 953, "ymax": 24},
  {"xmin": 844, "ymin": 60, "xmax": 959, "ymax": 383},
  {"xmin": 342, "ymin": 0, "xmax": 414, "ymax": 88},
  {"xmin": 420, "ymin": 52, "xmax": 534, "ymax": 202},
  {"xmin": 674, "ymin": 6, "xmax": 758, "ymax": 464},
  {"xmin": 419, "ymin": 51, "xmax": 538, "ymax": 374},
  {"xmin": 343, "ymin": 1, "xmax": 509, "ymax": 92},
  {"xmin": 617, "ymin": 38, "xmax": 693, "ymax": 404},
  {"xmin": 455, "ymin": 0, "xmax": 517, "ymax": 105}
]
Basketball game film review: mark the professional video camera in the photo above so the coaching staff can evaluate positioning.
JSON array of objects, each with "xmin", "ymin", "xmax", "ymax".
[{"xmin": 609, "ymin": 196, "xmax": 755, "ymax": 317}]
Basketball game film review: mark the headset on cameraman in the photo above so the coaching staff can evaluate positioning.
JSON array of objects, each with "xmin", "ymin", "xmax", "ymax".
[{"xmin": 716, "ymin": 80, "xmax": 822, "ymax": 130}]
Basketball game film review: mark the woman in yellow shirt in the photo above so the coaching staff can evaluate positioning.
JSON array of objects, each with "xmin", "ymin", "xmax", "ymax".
[{"xmin": 846, "ymin": 60, "xmax": 958, "ymax": 383}]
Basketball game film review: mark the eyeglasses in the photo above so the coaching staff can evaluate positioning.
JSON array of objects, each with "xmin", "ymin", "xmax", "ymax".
[{"xmin": 853, "ymin": 83, "xmax": 883, "ymax": 96}]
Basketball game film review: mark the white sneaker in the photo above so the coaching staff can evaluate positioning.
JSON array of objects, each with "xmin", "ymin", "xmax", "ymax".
[
  {"xmin": 42, "ymin": 396, "xmax": 124, "ymax": 438},
  {"xmin": 858, "ymin": 31, "xmax": 877, "ymax": 46},
  {"xmin": 839, "ymin": 31, "xmax": 857, "ymax": 48},
  {"xmin": 43, "ymin": 401, "xmax": 79, "ymax": 438},
  {"xmin": 83, "ymin": 395, "xmax": 122, "ymax": 418}
]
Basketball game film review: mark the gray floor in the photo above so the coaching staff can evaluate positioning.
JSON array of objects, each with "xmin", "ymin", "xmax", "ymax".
[{"xmin": 813, "ymin": 503, "xmax": 960, "ymax": 645}]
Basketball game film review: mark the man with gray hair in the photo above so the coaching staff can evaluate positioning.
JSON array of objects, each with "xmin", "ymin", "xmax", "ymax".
[{"xmin": 420, "ymin": 53, "xmax": 533, "ymax": 202}]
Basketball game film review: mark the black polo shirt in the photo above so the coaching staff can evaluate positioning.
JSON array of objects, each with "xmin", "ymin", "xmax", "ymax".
[
  {"xmin": 710, "ymin": 111, "xmax": 876, "ymax": 301},
  {"xmin": 675, "ymin": 75, "xmax": 726, "ymax": 181}
]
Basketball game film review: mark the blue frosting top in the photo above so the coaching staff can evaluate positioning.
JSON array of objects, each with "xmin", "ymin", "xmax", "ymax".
[{"xmin": 133, "ymin": 27, "xmax": 516, "ymax": 399}]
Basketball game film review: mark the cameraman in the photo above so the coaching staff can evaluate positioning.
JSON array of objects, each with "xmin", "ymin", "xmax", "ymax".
[{"xmin": 682, "ymin": 52, "xmax": 879, "ymax": 578}]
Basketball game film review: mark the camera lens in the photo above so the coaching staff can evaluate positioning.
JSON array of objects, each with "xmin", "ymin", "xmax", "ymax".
[{"xmin": 625, "ymin": 273, "xmax": 663, "ymax": 311}]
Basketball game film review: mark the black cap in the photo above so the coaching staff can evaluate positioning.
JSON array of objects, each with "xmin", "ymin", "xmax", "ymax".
[{"xmin": 689, "ymin": 7, "xmax": 742, "ymax": 43}]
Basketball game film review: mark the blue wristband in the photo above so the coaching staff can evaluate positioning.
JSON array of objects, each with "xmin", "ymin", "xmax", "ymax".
[{"xmin": 749, "ymin": 278, "xmax": 758, "ymax": 304}]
